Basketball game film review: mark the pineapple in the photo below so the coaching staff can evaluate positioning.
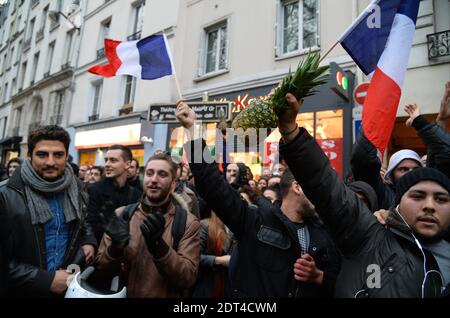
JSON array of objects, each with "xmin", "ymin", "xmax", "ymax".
[{"xmin": 232, "ymin": 52, "xmax": 329, "ymax": 132}]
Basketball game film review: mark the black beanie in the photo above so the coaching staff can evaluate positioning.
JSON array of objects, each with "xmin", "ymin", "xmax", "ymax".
[{"xmin": 395, "ymin": 168, "xmax": 450, "ymax": 205}]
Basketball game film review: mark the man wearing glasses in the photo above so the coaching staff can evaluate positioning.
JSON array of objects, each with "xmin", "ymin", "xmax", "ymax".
[{"xmin": 278, "ymin": 93, "xmax": 449, "ymax": 298}]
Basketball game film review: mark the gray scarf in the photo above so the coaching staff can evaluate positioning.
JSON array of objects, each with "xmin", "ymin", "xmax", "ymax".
[{"xmin": 21, "ymin": 159, "xmax": 81, "ymax": 225}]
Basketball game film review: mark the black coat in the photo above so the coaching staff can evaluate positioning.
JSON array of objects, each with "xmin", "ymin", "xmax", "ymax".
[
  {"xmin": 0, "ymin": 190, "xmax": 9, "ymax": 297},
  {"xmin": 187, "ymin": 139, "xmax": 341, "ymax": 298},
  {"xmin": 281, "ymin": 128, "xmax": 446, "ymax": 298},
  {"xmin": 0, "ymin": 166, "xmax": 97, "ymax": 297},
  {"xmin": 412, "ymin": 115, "xmax": 450, "ymax": 178},
  {"xmin": 351, "ymin": 130, "xmax": 396, "ymax": 210},
  {"xmin": 86, "ymin": 178, "xmax": 141, "ymax": 243}
]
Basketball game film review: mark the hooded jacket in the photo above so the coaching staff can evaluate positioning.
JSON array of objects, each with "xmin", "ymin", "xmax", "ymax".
[
  {"xmin": 348, "ymin": 181, "xmax": 378, "ymax": 212},
  {"xmin": 281, "ymin": 128, "xmax": 447, "ymax": 297}
]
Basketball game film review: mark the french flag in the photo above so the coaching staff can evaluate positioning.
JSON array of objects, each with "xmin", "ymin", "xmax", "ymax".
[
  {"xmin": 88, "ymin": 34, "xmax": 174, "ymax": 80},
  {"xmin": 339, "ymin": 0, "xmax": 420, "ymax": 154}
]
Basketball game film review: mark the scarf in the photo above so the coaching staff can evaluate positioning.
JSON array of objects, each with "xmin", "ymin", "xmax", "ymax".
[{"xmin": 20, "ymin": 159, "xmax": 81, "ymax": 225}]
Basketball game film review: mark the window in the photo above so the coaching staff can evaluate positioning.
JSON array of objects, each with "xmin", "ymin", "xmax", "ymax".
[
  {"xmin": 98, "ymin": 18, "xmax": 111, "ymax": 49},
  {"xmin": 8, "ymin": 46, "xmax": 14, "ymax": 68},
  {"xmin": 202, "ymin": 22, "xmax": 228, "ymax": 75},
  {"xmin": 16, "ymin": 40, "xmax": 22, "ymax": 63},
  {"xmin": 32, "ymin": 52, "xmax": 39, "ymax": 83},
  {"xmin": 277, "ymin": 0, "xmax": 319, "ymax": 55},
  {"xmin": 131, "ymin": 1, "xmax": 144, "ymax": 35},
  {"xmin": 3, "ymin": 83, "xmax": 8, "ymax": 103},
  {"xmin": 91, "ymin": 81, "xmax": 103, "ymax": 119},
  {"xmin": 123, "ymin": 75, "xmax": 136, "ymax": 105},
  {"xmin": 46, "ymin": 42, "xmax": 55, "ymax": 74},
  {"xmin": 19, "ymin": 61, "xmax": 27, "ymax": 89},
  {"xmin": 27, "ymin": 18, "xmax": 35, "ymax": 41},
  {"xmin": 40, "ymin": 5, "xmax": 49, "ymax": 31},
  {"xmin": 64, "ymin": 31, "xmax": 74, "ymax": 63},
  {"xmin": 11, "ymin": 78, "xmax": 16, "ymax": 96},
  {"xmin": 53, "ymin": 91, "xmax": 65, "ymax": 125},
  {"xmin": 15, "ymin": 107, "xmax": 23, "ymax": 129},
  {"xmin": 0, "ymin": 117, "xmax": 7, "ymax": 140},
  {"xmin": 2, "ymin": 53, "xmax": 7, "ymax": 72}
]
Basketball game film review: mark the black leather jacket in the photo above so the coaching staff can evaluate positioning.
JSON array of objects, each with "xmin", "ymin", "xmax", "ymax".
[{"xmin": 0, "ymin": 166, "xmax": 97, "ymax": 297}]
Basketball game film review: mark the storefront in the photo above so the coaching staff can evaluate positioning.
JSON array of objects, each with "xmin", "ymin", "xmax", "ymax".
[{"xmin": 72, "ymin": 114, "xmax": 152, "ymax": 168}]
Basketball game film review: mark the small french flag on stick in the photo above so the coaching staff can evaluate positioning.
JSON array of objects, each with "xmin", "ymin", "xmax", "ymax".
[{"xmin": 88, "ymin": 34, "xmax": 175, "ymax": 80}]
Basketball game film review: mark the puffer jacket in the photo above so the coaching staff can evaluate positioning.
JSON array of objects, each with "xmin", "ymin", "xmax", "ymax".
[
  {"xmin": 95, "ymin": 196, "xmax": 200, "ymax": 298},
  {"xmin": 186, "ymin": 139, "xmax": 341, "ymax": 298},
  {"xmin": 0, "ymin": 166, "xmax": 97, "ymax": 297},
  {"xmin": 281, "ymin": 128, "xmax": 447, "ymax": 298}
]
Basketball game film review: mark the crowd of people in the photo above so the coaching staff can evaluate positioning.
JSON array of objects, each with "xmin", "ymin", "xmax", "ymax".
[{"xmin": 0, "ymin": 82, "xmax": 448, "ymax": 298}]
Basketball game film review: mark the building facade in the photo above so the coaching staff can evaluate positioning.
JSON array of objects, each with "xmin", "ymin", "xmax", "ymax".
[
  {"xmin": 0, "ymin": 0, "xmax": 82, "ymax": 163},
  {"xmin": 169, "ymin": 0, "xmax": 450, "ymax": 178},
  {"xmin": 68, "ymin": 0, "xmax": 181, "ymax": 167}
]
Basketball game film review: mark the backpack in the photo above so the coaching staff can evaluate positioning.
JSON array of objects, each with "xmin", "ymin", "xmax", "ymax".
[{"xmin": 121, "ymin": 201, "xmax": 187, "ymax": 251}]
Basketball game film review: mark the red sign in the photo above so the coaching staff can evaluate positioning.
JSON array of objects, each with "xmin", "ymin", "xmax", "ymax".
[
  {"xmin": 354, "ymin": 83, "xmax": 370, "ymax": 105},
  {"xmin": 317, "ymin": 138, "xmax": 343, "ymax": 177},
  {"xmin": 263, "ymin": 141, "xmax": 280, "ymax": 171}
]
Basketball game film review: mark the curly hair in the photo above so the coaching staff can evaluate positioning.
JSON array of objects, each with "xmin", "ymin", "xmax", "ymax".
[{"xmin": 27, "ymin": 125, "xmax": 71, "ymax": 156}]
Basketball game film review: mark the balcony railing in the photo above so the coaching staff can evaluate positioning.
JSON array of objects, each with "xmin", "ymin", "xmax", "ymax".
[
  {"xmin": 119, "ymin": 105, "xmax": 133, "ymax": 116},
  {"xmin": 50, "ymin": 20, "xmax": 60, "ymax": 31},
  {"xmin": 43, "ymin": 71, "xmax": 50, "ymax": 78},
  {"xmin": 31, "ymin": 0, "xmax": 39, "ymax": 8},
  {"xmin": 61, "ymin": 62, "xmax": 71, "ymax": 70},
  {"xmin": 427, "ymin": 30, "xmax": 450, "ymax": 60},
  {"xmin": 50, "ymin": 115, "xmax": 63, "ymax": 125},
  {"xmin": 28, "ymin": 122, "xmax": 41, "ymax": 133},
  {"xmin": 88, "ymin": 114, "xmax": 99, "ymax": 122},
  {"xmin": 127, "ymin": 31, "xmax": 142, "ymax": 41},
  {"xmin": 23, "ymin": 38, "xmax": 31, "ymax": 52},
  {"xmin": 96, "ymin": 48, "xmax": 105, "ymax": 60},
  {"xmin": 12, "ymin": 127, "xmax": 20, "ymax": 136},
  {"xmin": 36, "ymin": 28, "xmax": 44, "ymax": 42}
]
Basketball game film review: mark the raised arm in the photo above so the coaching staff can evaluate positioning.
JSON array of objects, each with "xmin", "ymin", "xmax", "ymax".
[
  {"xmin": 278, "ymin": 94, "xmax": 382, "ymax": 256},
  {"xmin": 176, "ymin": 101, "xmax": 259, "ymax": 239}
]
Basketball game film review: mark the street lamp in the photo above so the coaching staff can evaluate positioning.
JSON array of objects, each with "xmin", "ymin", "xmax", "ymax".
[{"xmin": 48, "ymin": 10, "xmax": 81, "ymax": 34}]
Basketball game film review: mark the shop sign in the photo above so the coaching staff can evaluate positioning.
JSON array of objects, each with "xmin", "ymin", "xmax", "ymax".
[
  {"xmin": 75, "ymin": 123, "xmax": 141, "ymax": 149},
  {"xmin": 149, "ymin": 102, "xmax": 232, "ymax": 123}
]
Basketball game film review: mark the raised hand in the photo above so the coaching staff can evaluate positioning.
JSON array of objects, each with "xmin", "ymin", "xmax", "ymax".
[
  {"xmin": 175, "ymin": 100, "xmax": 196, "ymax": 129},
  {"xmin": 437, "ymin": 81, "xmax": 450, "ymax": 127},
  {"xmin": 404, "ymin": 104, "xmax": 421, "ymax": 127}
]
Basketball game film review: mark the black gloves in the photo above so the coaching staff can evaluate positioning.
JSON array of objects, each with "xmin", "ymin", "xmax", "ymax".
[
  {"xmin": 105, "ymin": 215, "xmax": 130, "ymax": 248},
  {"xmin": 140, "ymin": 212, "xmax": 169, "ymax": 258}
]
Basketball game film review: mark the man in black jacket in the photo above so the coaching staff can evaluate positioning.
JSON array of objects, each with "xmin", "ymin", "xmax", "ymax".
[
  {"xmin": 0, "ymin": 126, "xmax": 97, "ymax": 297},
  {"xmin": 128, "ymin": 158, "xmax": 143, "ymax": 193},
  {"xmin": 278, "ymin": 93, "xmax": 450, "ymax": 298},
  {"xmin": 176, "ymin": 101, "xmax": 340, "ymax": 297},
  {"xmin": 86, "ymin": 145, "xmax": 141, "ymax": 243},
  {"xmin": 0, "ymin": 197, "xmax": 9, "ymax": 296}
]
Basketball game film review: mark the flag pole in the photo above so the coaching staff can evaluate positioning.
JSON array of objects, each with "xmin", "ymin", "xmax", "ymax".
[
  {"xmin": 174, "ymin": 74, "xmax": 184, "ymax": 100},
  {"xmin": 319, "ymin": 41, "xmax": 340, "ymax": 64}
]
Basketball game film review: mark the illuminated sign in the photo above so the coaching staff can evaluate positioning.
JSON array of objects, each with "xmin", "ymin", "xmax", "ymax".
[
  {"xmin": 330, "ymin": 62, "xmax": 350, "ymax": 101},
  {"xmin": 149, "ymin": 102, "xmax": 232, "ymax": 123},
  {"xmin": 75, "ymin": 123, "xmax": 141, "ymax": 149}
]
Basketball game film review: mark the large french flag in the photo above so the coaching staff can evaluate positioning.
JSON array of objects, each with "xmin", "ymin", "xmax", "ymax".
[
  {"xmin": 88, "ymin": 34, "xmax": 174, "ymax": 80},
  {"xmin": 339, "ymin": 0, "xmax": 420, "ymax": 154}
]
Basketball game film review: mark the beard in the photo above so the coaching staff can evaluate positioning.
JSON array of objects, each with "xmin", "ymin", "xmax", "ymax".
[
  {"xmin": 413, "ymin": 227, "xmax": 447, "ymax": 244},
  {"xmin": 145, "ymin": 184, "xmax": 172, "ymax": 205}
]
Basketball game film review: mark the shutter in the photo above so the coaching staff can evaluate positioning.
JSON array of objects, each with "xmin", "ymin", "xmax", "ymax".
[
  {"xmin": 197, "ymin": 31, "xmax": 205, "ymax": 77},
  {"xmin": 274, "ymin": 0, "xmax": 282, "ymax": 57}
]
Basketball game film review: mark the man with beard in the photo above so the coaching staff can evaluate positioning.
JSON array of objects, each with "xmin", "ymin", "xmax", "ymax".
[
  {"xmin": 176, "ymin": 102, "xmax": 340, "ymax": 297},
  {"xmin": 86, "ymin": 145, "xmax": 141, "ymax": 243},
  {"xmin": 0, "ymin": 125, "xmax": 97, "ymax": 297},
  {"xmin": 95, "ymin": 152, "xmax": 200, "ymax": 297},
  {"xmin": 278, "ymin": 93, "xmax": 450, "ymax": 297}
]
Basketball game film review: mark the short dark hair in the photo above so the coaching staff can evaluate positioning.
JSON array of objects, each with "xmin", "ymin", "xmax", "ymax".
[
  {"xmin": 280, "ymin": 168, "xmax": 296, "ymax": 198},
  {"xmin": 7, "ymin": 157, "xmax": 23, "ymax": 169},
  {"xmin": 28, "ymin": 125, "xmax": 71, "ymax": 156},
  {"xmin": 131, "ymin": 158, "xmax": 140, "ymax": 169},
  {"xmin": 146, "ymin": 152, "xmax": 178, "ymax": 179},
  {"xmin": 91, "ymin": 166, "xmax": 104, "ymax": 175},
  {"xmin": 108, "ymin": 145, "xmax": 132, "ymax": 162},
  {"xmin": 264, "ymin": 185, "xmax": 281, "ymax": 200}
]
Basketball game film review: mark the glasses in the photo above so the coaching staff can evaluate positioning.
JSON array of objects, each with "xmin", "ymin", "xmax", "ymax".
[{"xmin": 422, "ymin": 270, "xmax": 444, "ymax": 298}]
